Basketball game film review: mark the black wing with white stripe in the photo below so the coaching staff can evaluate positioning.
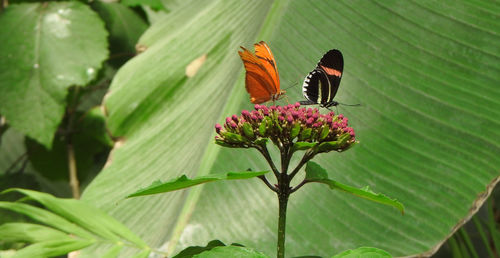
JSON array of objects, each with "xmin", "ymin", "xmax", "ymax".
[{"xmin": 300, "ymin": 49, "xmax": 343, "ymax": 107}]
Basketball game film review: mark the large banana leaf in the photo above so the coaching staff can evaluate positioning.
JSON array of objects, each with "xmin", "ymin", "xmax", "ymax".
[{"xmin": 81, "ymin": 0, "xmax": 500, "ymax": 257}]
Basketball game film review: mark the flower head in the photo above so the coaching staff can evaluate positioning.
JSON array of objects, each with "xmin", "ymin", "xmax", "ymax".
[{"xmin": 215, "ymin": 103, "xmax": 356, "ymax": 153}]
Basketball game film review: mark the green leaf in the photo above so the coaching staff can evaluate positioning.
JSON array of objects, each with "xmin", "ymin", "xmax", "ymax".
[
  {"xmin": 0, "ymin": 129, "xmax": 26, "ymax": 174},
  {"xmin": 92, "ymin": 1, "xmax": 148, "ymax": 67},
  {"xmin": 305, "ymin": 161, "xmax": 404, "ymax": 215},
  {"xmin": 194, "ymin": 245, "xmax": 269, "ymax": 258},
  {"xmin": 332, "ymin": 247, "xmax": 392, "ymax": 258},
  {"xmin": 0, "ymin": 202, "xmax": 94, "ymax": 239},
  {"xmin": 319, "ymin": 126, "xmax": 330, "ymax": 141},
  {"xmin": 255, "ymin": 138, "xmax": 269, "ymax": 146},
  {"xmin": 0, "ymin": 189, "xmax": 155, "ymax": 256},
  {"xmin": 81, "ymin": 1, "xmax": 500, "ymax": 257},
  {"xmin": 173, "ymin": 240, "xmax": 225, "ymax": 258},
  {"xmin": 121, "ymin": 0, "xmax": 166, "ymax": 11},
  {"xmin": 242, "ymin": 123, "xmax": 255, "ymax": 140},
  {"xmin": 13, "ymin": 239, "xmax": 95, "ymax": 258},
  {"xmin": 0, "ymin": 2, "xmax": 108, "ymax": 148},
  {"xmin": 291, "ymin": 142, "xmax": 317, "ymax": 152},
  {"xmin": 317, "ymin": 133, "xmax": 351, "ymax": 153},
  {"xmin": 101, "ymin": 244, "xmax": 124, "ymax": 258},
  {"xmin": 3, "ymin": 189, "xmax": 148, "ymax": 249},
  {"xmin": 304, "ymin": 161, "xmax": 328, "ymax": 181},
  {"xmin": 128, "ymin": 171, "xmax": 269, "ymax": 198},
  {"xmin": 299, "ymin": 128, "xmax": 312, "ymax": 141},
  {"xmin": 0, "ymin": 223, "xmax": 74, "ymax": 243},
  {"xmin": 78, "ymin": 107, "xmax": 114, "ymax": 147},
  {"xmin": 290, "ymin": 123, "xmax": 301, "ymax": 139},
  {"xmin": 221, "ymin": 132, "xmax": 247, "ymax": 144}
]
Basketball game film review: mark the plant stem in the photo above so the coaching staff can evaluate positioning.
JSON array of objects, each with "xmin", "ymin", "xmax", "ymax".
[
  {"xmin": 277, "ymin": 171, "xmax": 290, "ymax": 258},
  {"xmin": 277, "ymin": 190, "xmax": 289, "ymax": 258},
  {"xmin": 288, "ymin": 149, "xmax": 314, "ymax": 180},
  {"xmin": 258, "ymin": 175, "xmax": 278, "ymax": 193},
  {"xmin": 66, "ymin": 87, "xmax": 81, "ymax": 199},
  {"xmin": 290, "ymin": 179, "xmax": 308, "ymax": 193},
  {"xmin": 256, "ymin": 145, "xmax": 280, "ymax": 178},
  {"xmin": 67, "ymin": 143, "xmax": 80, "ymax": 199}
]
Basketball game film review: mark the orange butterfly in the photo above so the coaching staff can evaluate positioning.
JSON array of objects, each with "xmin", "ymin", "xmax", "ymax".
[{"xmin": 238, "ymin": 41, "xmax": 285, "ymax": 104}]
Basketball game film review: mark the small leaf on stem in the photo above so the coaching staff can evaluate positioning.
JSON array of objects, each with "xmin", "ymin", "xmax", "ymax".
[
  {"xmin": 305, "ymin": 162, "xmax": 405, "ymax": 215},
  {"xmin": 127, "ymin": 171, "xmax": 269, "ymax": 198}
]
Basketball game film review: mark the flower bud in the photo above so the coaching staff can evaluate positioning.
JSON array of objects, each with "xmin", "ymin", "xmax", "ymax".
[
  {"xmin": 215, "ymin": 124, "xmax": 222, "ymax": 134},
  {"xmin": 214, "ymin": 103, "xmax": 356, "ymax": 153}
]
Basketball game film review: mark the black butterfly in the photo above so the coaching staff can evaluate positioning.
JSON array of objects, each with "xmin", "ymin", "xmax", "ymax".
[{"xmin": 300, "ymin": 49, "xmax": 357, "ymax": 108}]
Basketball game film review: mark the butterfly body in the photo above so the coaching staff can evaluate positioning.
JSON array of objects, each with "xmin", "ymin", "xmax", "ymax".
[
  {"xmin": 239, "ymin": 41, "xmax": 285, "ymax": 104},
  {"xmin": 300, "ymin": 49, "xmax": 344, "ymax": 108}
]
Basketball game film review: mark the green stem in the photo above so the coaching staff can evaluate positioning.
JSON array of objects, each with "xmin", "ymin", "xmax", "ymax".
[
  {"xmin": 276, "ymin": 168, "xmax": 290, "ymax": 258},
  {"xmin": 277, "ymin": 190, "xmax": 289, "ymax": 258},
  {"xmin": 256, "ymin": 145, "xmax": 280, "ymax": 178}
]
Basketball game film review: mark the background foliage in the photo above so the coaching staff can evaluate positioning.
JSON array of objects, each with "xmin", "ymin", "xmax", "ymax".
[{"xmin": 0, "ymin": 0, "xmax": 499, "ymax": 257}]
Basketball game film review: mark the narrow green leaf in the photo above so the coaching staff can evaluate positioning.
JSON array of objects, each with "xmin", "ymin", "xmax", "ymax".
[
  {"xmin": 102, "ymin": 244, "xmax": 124, "ymax": 258},
  {"xmin": 131, "ymin": 248, "xmax": 152, "ymax": 258},
  {"xmin": 194, "ymin": 245, "xmax": 269, "ymax": 258},
  {"xmin": 448, "ymin": 237, "xmax": 461, "ymax": 258},
  {"xmin": 487, "ymin": 199, "xmax": 500, "ymax": 254},
  {"xmin": 13, "ymin": 239, "xmax": 95, "ymax": 258},
  {"xmin": 0, "ymin": 223, "xmax": 73, "ymax": 243},
  {"xmin": 472, "ymin": 216, "xmax": 496, "ymax": 258},
  {"xmin": 457, "ymin": 233, "xmax": 469, "ymax": 257},
  {"xmin": 332, "ymin": 246, "xmax": 392, "ymax": 258},
  {"xmin": 128, "ymin": 171, "xmax": 269, "ymax": 198},
  {"xmin": 0, "ymin": 2, "xmax": 108, "ymax": 147},
  {"xmin": 459, "ymin": 227, "xmax": 478, "ymax": 258},
  {"xmin": 305, "ymin": 162, "xmax": 404, "ymax": 215},
  {"xmin": 3, "ymin": 189, "xmax": 148, "ymax": 248},
  {"xmin": 0, "ymin": 202, "xmax": 93, "ymax": 239}
]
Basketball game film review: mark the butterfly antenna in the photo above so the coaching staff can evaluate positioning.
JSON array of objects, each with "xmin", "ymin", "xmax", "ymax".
[
  {"xmin": 282, "ymin": 81, "xmax": 299, "ymax": 91},
  {"xmin": 337, "ymin": 102, "xmax": 362, "ymax": 107}
]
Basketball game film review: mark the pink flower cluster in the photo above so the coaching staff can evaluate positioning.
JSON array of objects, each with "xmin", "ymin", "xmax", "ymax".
[{"xmin": 215, "ymin": 103, "xmax": 355, "ymax": 152}]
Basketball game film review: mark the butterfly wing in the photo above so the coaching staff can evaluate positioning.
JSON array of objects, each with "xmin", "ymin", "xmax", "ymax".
[
  {"xmin": 238, "ymin": 42, "xmax": 280, "ymax": 104},
  {"xmin": 318, "ymin": 49, "xmax": 343, "ymax": 103},
  {"xmin": 253, "ymin": 41, "xmax": 280, "ymax": 94},
  {"xmin": 302, "ymin": 49, "xmax": 343, "ymax": 106}
]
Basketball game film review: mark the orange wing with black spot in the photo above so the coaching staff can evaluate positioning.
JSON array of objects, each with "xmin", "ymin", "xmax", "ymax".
[{"xmin": 238, "ymin": 41, "xmax": 283, "ymax": 104}]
